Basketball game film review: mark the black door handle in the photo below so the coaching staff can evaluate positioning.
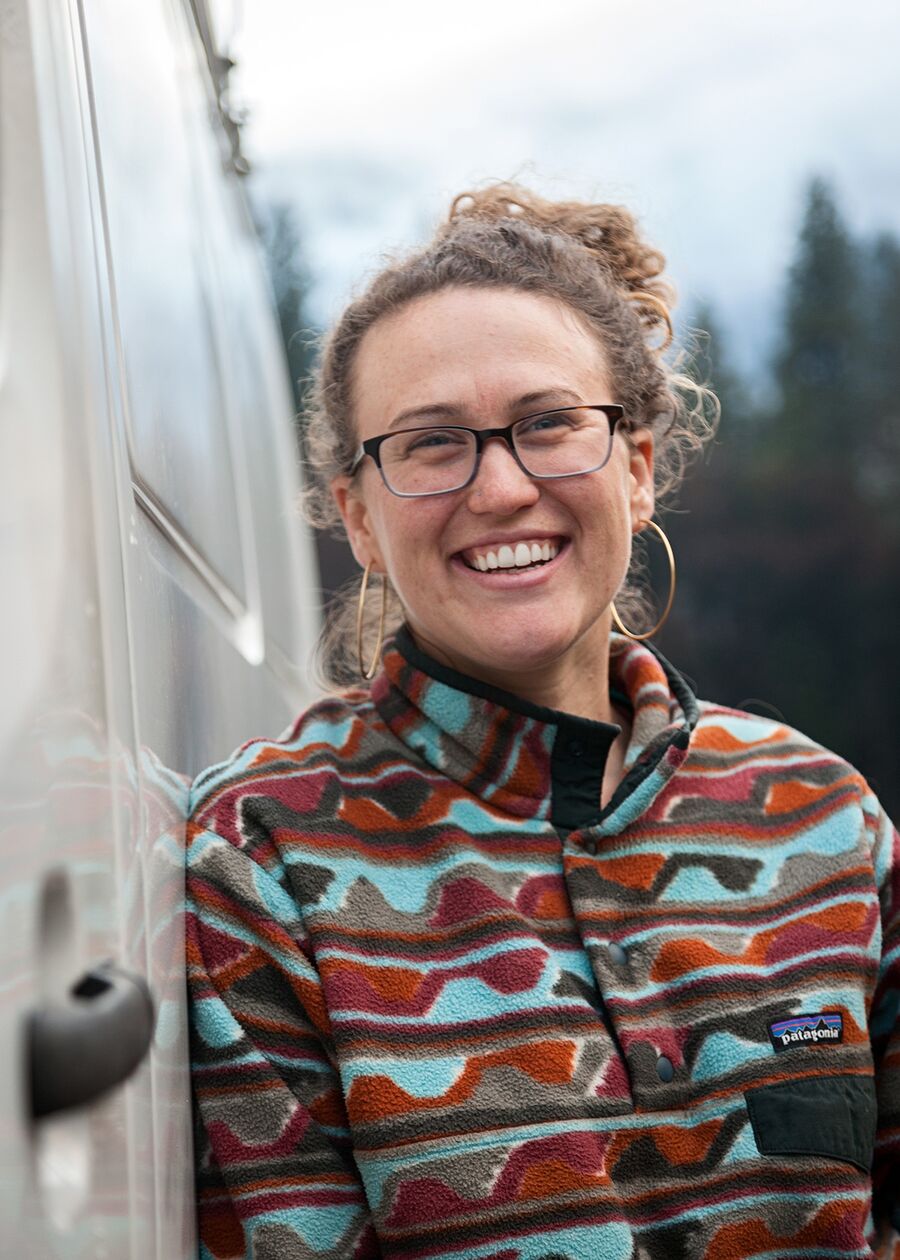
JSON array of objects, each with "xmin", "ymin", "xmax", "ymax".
[{"xmin": 29, "ymin": 963, "xmax": 155, "ymax": 1119}]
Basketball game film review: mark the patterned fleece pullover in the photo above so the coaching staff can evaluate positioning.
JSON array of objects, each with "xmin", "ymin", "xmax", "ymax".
[{"xmin": 186, "ymin": 627, "xmax": 900, "ymax": 1260}]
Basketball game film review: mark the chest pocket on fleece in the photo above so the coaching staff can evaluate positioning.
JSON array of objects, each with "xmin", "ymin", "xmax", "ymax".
[{"xmin": 744, "ymin": 1074, "xmax": 877, "ymax": 1173}]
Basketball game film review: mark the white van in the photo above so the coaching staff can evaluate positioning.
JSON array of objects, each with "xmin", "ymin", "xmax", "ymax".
[{"xmin": 0, "ymin": 1, "xmax": 321, "ymax": 1255}]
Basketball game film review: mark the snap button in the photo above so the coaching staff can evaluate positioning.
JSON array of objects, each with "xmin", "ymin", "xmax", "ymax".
[
  {"xmin": 656, "ymin": 1054, "xmax": 675, "ymax": 1083},
  {"xmin": 607, "ymin": 941, "xmax": 628, "ymax": 967},
  {"xmin": 568, "ymin": 739, "xmax": 584, "ymax": 757}
]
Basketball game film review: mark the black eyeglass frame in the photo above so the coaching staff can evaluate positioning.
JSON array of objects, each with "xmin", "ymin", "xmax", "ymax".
[{"xmin": 347, "ymin": 404, "xmax": 626, "ymax": 498}]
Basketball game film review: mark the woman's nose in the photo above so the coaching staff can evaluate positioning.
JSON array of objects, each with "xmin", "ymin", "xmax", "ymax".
[{"xmin": 464, "ymin": 436, "xmax": 541, "ymax": 514}]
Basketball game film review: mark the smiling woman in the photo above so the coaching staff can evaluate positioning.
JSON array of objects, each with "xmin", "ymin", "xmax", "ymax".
[
  {"xmin": 186, "ymin": 184, "xmax": 900, "ymax": 1260},
  {"xmin": 305, "ymin": 186, "xmax": 711, "ymax": 689}
]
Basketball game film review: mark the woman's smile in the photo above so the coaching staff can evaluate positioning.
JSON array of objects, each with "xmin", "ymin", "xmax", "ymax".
[
  {"xmin": 456, "ymin": 534, "xmax": 564, "ymax": 571},
  {"xmin": 450, "ymin": 535, "xmax": 570, "ymax": 585}
]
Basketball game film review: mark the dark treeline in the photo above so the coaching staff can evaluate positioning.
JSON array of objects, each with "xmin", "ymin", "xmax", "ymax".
[
  {"xmin": 658, "ymin": 178, "xmax": 900, "ymax": 817},
  {"xmin": 260, "ymin": 179, "xmax": 900, "ymax": 817},
  {"xmin": 255, "ymin": 202, "xmax": 318, "ymax": 417},
  {"xmin": 255, "ymin": 201, "xmax": 355, "ymax": 598}
]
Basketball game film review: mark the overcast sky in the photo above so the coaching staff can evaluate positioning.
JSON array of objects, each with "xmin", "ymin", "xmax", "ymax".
[{"xmin": 217, "ymin": 0, "xmax": 900, "ymax": 378}]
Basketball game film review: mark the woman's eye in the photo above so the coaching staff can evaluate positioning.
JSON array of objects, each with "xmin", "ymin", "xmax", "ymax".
[
  {"xmin": 411, "ymin": 433, "xmax": 451, "ymax": 448},
  {"xmin": 405, "ymin": 430, "xmax": 466, "ymax": 454},
  {"xmin": 519, "ymin": 411, "xmax": 576, "ymax": 436}
]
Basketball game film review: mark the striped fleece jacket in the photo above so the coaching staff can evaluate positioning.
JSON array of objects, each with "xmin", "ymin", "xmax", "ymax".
[{"xmin": 187, "ymin": 626, "xmax": 900, "ymax": 1259}]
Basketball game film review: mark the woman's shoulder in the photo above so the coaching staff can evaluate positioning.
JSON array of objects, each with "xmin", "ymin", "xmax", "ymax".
[
  {"xmin": 188, "ymin": 685, "xmax": 378, "ymax": 825},
  {"xmin": 693, "ymin": 697, "xmax": 879, "ymax": 812},
  {"xmin": 694, "ymin": 697, "xmax": 832, "ymax": 750}
]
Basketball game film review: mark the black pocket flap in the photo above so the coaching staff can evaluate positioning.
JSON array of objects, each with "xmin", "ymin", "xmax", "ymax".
[{"xmin": 745, "ymin": 1075, "xmax": 876, "ymax": 1174}]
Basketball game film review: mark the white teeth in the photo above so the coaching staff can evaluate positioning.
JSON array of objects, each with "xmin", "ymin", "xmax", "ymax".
[{"xmin": 465, "ymin": 538, "xmax": 561, "ymax": 571}]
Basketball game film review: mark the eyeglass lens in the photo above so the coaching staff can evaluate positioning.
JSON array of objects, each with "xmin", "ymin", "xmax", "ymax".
[{"xmin": 378, "ymin": 407, "xmax": 614, "ymax": 496}]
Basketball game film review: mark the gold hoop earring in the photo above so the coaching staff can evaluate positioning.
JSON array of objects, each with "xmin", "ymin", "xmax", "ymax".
[
  {"xmin": 611, "ymin": 519, "xmax": 676, "ymax": 641},
  {"xmin": 356, "ymin": 561, "xmax": 387, "ymax": 680}
]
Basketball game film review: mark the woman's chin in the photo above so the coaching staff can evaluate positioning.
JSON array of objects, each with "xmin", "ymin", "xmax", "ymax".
[
  {"xmin": 434, "ymin": 625, "xmax": 591, "ymax": 689},
  {"xmin": 407, "ymin": 597, "xmax": 614, "ymax": 690}
]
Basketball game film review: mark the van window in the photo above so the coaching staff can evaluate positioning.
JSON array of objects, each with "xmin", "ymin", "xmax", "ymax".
[{"xmin": 85, "ymin": 0, "xmax": 248, "ymax": 606}]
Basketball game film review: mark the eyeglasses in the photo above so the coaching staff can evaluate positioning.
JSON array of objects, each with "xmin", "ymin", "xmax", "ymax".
[{"xmin": 347, "ymin": 404, "xmax": 625, "ymax": 498}]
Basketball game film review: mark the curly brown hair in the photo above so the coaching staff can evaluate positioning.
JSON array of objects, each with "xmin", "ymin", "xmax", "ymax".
[{"xmin": 302, "ymin": 182, "xmax": 718, "ymax": 685}]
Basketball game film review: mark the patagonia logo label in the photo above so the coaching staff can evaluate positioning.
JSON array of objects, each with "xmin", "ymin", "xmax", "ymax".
[{"xmin": 769, "ymin": 1012, "xmax": 843, "ymax": 1052}]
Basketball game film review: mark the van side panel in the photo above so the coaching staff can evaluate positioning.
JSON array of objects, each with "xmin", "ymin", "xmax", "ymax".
[{"xmin": 0, "ymin": 1, "xmax": 320, "ymax": 1256}]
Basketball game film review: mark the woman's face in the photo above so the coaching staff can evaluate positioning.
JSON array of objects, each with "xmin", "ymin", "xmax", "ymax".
[{"xmin": 332, "ymin": 286, "xmax": 654, "ymax": 688}]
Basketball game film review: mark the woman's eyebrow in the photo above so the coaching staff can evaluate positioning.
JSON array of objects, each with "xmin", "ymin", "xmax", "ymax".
[{"xmin": 386, "ymin": 388, "xmax": 583, "ymax": 431}]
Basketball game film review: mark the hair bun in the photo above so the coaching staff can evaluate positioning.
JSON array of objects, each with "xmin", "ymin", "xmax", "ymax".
[{"xmin": 448, "ymin": 182, "xmax": 674, "ymax": 346}]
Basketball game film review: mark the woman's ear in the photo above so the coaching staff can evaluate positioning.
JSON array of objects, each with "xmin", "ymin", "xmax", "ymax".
[
  {"xmin": 331, "ymin": 475, "xmax": 383, "ymax": 570},
  {"xmin": 627, "ymin": 428, "xmax": 655, "ymax": 526}
]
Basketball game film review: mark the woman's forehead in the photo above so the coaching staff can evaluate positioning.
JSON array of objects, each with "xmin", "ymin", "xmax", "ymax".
[{"xmin": 352, "ymin": 287, "xmax": 610, "ymax": 432}]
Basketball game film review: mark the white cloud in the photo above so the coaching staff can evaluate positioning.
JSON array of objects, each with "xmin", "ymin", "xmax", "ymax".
[{"xmin": 226, "ymin": 0, "xmax": 900, "ymax": 375}]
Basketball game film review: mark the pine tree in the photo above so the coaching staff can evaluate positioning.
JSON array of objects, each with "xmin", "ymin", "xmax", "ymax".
[
  {"xmin": 749, "ymin": 180, "xmax": 885, "ymax": 790},
  {"xmin": 254, "ymin": 200, "xmax": 358, "ymax": 602},
  {"xmin": 851, "ymin": 231, "xmax": 900, "ymax": 807},
  {"xmin": 656, "ymin": 302, "xmax": 762, "ymax": 701},
  {"xmin": 773, "ymin": 178, "xmax": 862, "ymax": 469},
  {"xmin": 858, "ymin": 232, "xmax": 900, "ymax": 524},
  {"xmin": 684, "ymin": 301, "xmax": 748, "ymax": 437},
  {"xmin": 256, "ymin": 200, "xmax": 318, "ymax": 423}
]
